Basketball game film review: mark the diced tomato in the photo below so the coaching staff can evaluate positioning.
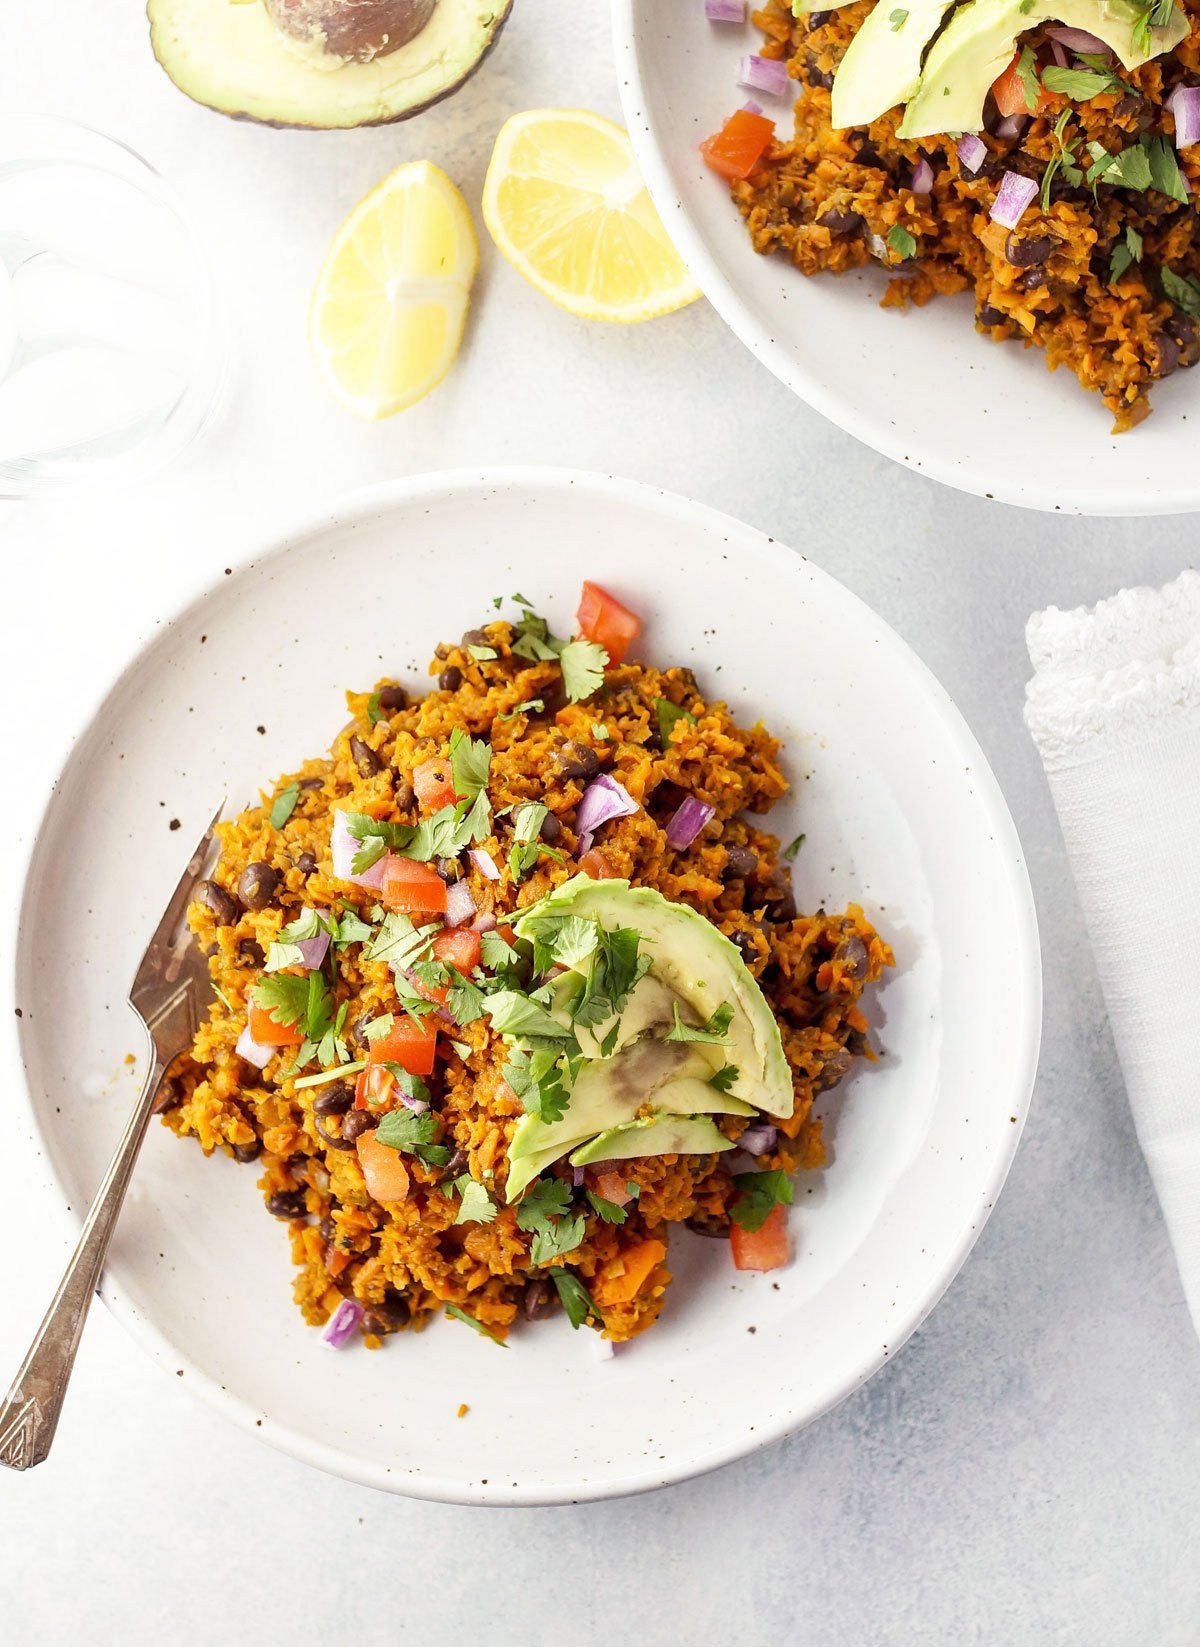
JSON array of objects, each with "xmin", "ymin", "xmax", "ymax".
[
  {"xmin": 247, "ymin": 1000, "xmax": 304, "ymax": 1046},
  {"xmin": 380, "ymin": 856, "xmax": 448, "ymax": 917},
  {"xmin": 355, "ymin": 1062, "xmax": 397, "ymax": 1112},
  {"xmin": 433, "ymin": 927, "xmax": 481, "ymax": 975},
  {"xmin": 364, "ymin": 1015, "xmax": 439, "ymax": 1081},
  {"xmin": 730, "ymin": 1204, "xmax": 790, "ymax": 1272},
  {"xmin": 990, "ymin": 51, "xmax": 1051, "ymax": 119},
  {"xmin": 699, "ymin": 108, "xmax": 776, "ymax": 183},
  {"xmin": 591, "ymin": 1169, "xmax": 634, "ymax": 1208},
  {"xmin": 356, "ymin": 1130, "xmax": 411, "ymax": 1204},
  {"xmin": 578, "ymin": 849, "xmax": 616, "ymax": 880},
  {"xmin": 413, "ymin": 756, "xmax": 457, "ymax": 811},
  {"xmin": 576, "ymin": 580, "xmax": 642, "ymax": 665}
]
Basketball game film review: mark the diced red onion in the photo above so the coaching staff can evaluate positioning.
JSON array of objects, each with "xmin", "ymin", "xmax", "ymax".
[
  {"xmin": 1168, "ymin": 85, "xmax": 1200, "ymax": 149},
  {"xmin": 471, "ymin": 910, "xmax": 498, "ymax": 934},
  {"xmin": 575, "ymin": 773, "xmax": 639, "ymax": 855},
  {"xmin": 1048, "ymin": 37, "xmax": 1068, "ymax": 67},
  {"xmin": 330, "ymin": 811, "xmax": 387, "ymax": 890},
  {"xmin": 742, "ymin": 99, "xmax": 764, "ymax": 115},
  {"xmin": 994, "ymin": 114, "xmax": 1027, "ymax": 141},
  {"xmin": 956, "ymin": 133, "xmax": 987, "ymax": 174},
  {"xmin": 1045, "ymin": 24, "xmax": 1107, "ymax": 53},
  {"xmin": 990, "ymin": 170, "xmax": 1038, "ymax": 229},
  {"xmin": 910, "ymin": 158, "xmax": 934, "ymax": 193},
  {"xmin": 321, "ymin": 1298, "xmax": 363, "ymax": 1349},
  {"xmin": 398, "ymin": 1090, "xmax": 429, "ymax": 1114},
  {"xmin": 705, "ymin": 0, "xmax": 747, "ymax": 19},
  {"xmin": 573, "ymin": 1165, "xmax": 585, "ymax": 1187},
  {"xmin": 468, "ymin": 846, "xmax": 501, "ymax": 882},
  {"xmin": 445, "ymin": 879, "xmax": 477, "ymax": 928},
  {"xmin": 665, "ymin": 796, "xmax": 716, "ymax": 851},
  {"xmin": 738, "ymin": 53, "xmax": 789, "ymax": 97},
  {"xmin": 739, "ymin": 1123, "xmax": 779, "ymax": 1156},
  {"xmin": 294, "ymin": 930, "xmax": 330, "ymax": 970},
  {"xmin": 235, "ymin": 1022, "xmax": 273, "ymax": 1070}
]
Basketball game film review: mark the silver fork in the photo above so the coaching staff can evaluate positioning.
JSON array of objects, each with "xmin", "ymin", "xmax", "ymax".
[{"xmin": 0, "ymin": 806, "xmax": 223, "ymax": 1471}]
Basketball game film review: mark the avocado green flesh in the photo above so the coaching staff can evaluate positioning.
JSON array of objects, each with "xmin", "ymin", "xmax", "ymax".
[
  {"xmin": 147, "ymin": 0, "xmax": 512, "ymax": 128},
  {"xmin": 895, "ymin": 0, "xmax": 1188, "ymax": 138},
  {"xmin": 569, "ymin": 1114, "xmax": 734, "ymax": 1169},
  {"xmin": 831, "ymin": 0, "xmax": 961, "ymax": 131}
]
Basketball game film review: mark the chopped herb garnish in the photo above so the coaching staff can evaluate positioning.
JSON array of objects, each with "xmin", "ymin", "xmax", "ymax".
[
  {"xmin": 1132, "ymin": 0, "xmax": 1178, "ymax": 56},
  {"xmin": 729, "ymin": 1168, "xmax": 794, "ymax": 1233},
  {"xmin": 485, "ymin": 989, "xmax": 573, "ymax": 1042},
  {"xmin": 1109, "ymin": 224, "xmax": 1144, "ymax": 285},
  {"xmin": 269, "ymin": 782, "xmax": 300, "ymax": 830},
  {"xmin": 586, "ymin": 1190, "xmax": 628, "ymax": 1225},
  {"xmin": 445, "ymin": 967, "xmax": 487, "ymax": 1028},
  {"xmin": 1162, "ymin": 264, "xmax": 1200, "ymax": 317},
  {"xmin": 783, "ymin": 833, "xmax": 805, "ymax": 860},
  {"xmin": 251, "ymin": 971, "xmax": 313, "ymax": 1032},
  {"xmin": 344, "ymin": 812, "xmax": 416, "ymax": 874},
  {"xmin": 572, "ymin": 925, "xmax": 651, "ymax": 1029},
  {"xmin": 547, "ymin": 1267, "xmax": 596, "ymax": 1329},
  {"xmin": 1087, "ymin": 133, "xmax": 1187, "ymax": 201},
  {"xmin": 363, "ymin": 911, "xmax": 434, "ymax": 972},
  {"xmin": 480, "ymin": 928, "xmax": 520, "ymax": 972},
  {"xmin": 559, "ymin": 637, "xmax": 608, "ymax": 704},
  {"xmin": 709, "ymin": 1063, "xmax": 740, "ymax": 1092},
  {"xmin": 508, "ymin": 801, "xmax": 561, "ymax": 883},
  {"xmin": 517, "ymin": 1178, "xmax": 586, "ymax": 1266},
  {"xmin": 592, "ymin": 722, "xmax": 612, "ymax": 740},
  {"xmin": 886, "ymin": 224, "xmax": 917, "ymax": 261},
  {"xmin": 374, "ymin": 1104, "xmax": 449, "ymax": 1166},
  {"xmin": 655, "ymin": 697, "xmax": 698, "ymax": 748},
  {"xmin": 361, "ymin": 1013, "xmax": 394, "ymax": 1042},
  {"xmin": 1015, "ymin": 44, "xmax": 1041, "ymax": 112},
  {"xmin": 466, "ymin": 644, "xmax": 498, "ymax": 661},
  {"xmin": 293, "ymin": 1059, "xmax": 367, "ymax": 1089},
  {"xmin": 665, "ymin": 1001, "xmax": 734, "ymax": 1044},
  {"xmin": 1040, "ymin": 64, "xmax": 1115, "ymax": 101},
  {"xmin": 452, "ymin": 1175, "xmax": 498, "ymax": 1225},
  {"xmin": 212, "ymin": 984, "xmax": 234, "ymax": 1012},
  {"xmin": 366, "ymin": 692, "xmax": 386, "ymax": 725},
  {"xmin": 1041, "ymin": 109, "xmax": 1083, "ymax": 210},
  {"xmin": 448, "ymin": 728, "xmax": 492, "ymax": 802},
  {"xmin": 333, "ymin": 909, "xmax": 373, "ymax": 946},
  {"xmin": 252, "ymin": 969, "xmax": 340, "ymax": 1071},
  {"xmin": 445, "ymin": 1303, "xmax": 507, "ymax": 1346},
  {"xmin": 889, "ymin": 6, "xmax": 908, "ymax": 26},
  {"xmin": 503, "ymin": 1045, "xmax": 572, "ymax": 1124},
  {"xmin": 509, "ymin": 601, "xmax": 565, "ymax": 663},
  {"xmin": 499, "ymin": 698, "xmax": 545, "ymax": 720}
]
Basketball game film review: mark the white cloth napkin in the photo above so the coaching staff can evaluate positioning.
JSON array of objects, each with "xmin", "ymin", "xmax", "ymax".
[{"xmin": 1026, "ymin": 568, "xmax": 1200, "ymax": 1340}]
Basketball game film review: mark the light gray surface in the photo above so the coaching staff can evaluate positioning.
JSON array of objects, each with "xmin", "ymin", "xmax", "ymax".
[{"xmin": 1, "ymin": 3, "xmax": 1198, "ymax": 1643}]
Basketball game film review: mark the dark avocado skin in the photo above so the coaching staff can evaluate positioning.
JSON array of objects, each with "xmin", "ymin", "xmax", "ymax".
[{"xmin": 147, "ymin": 0, "xmax": 513, "ymax": 129}]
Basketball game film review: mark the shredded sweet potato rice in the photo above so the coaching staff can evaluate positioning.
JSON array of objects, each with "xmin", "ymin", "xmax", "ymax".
[
  {"xmin": 166, "ymin": 595, "xmax": 891, "ymax": 1346},
  {"xmin": 735, "ymin": 0, "xmax": 1200, "ymax": 429}
]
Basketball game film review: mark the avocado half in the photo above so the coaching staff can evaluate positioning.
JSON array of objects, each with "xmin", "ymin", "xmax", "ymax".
[{"xmin": 147, "ymin": 0, "xmax": 513, "ymax": 129}]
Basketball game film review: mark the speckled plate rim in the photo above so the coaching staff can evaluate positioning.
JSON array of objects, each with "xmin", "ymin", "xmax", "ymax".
[
  {"xmin": 612, "ymin": 1, "xmax": 1200, "ymax": 517},
  {"xmin": 9, "ymin": 467, "xmax": 1042, "ymax": 1504}
]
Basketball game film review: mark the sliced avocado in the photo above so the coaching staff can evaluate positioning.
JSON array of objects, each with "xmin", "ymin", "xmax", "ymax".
[
  {"xmin": 831, "ymin": 0, "xmax": 962, "ymax": 131},
  {"xmin": 897, "ymin": 0, "xmax": 1188, "ymax": 139},
  {"xmin": 512, "ymin": 877, "xmax": 793, "ymax": 1121},
  {"xmin": 569, "ymin": 1113, "xmax": 734, "ymax": 1169},
  {"xmin": 147, "ymin": 0, "xmax": 513, "ymax": 129}
]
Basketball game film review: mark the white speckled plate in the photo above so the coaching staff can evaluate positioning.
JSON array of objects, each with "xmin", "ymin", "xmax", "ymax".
[
  {"xmin": 614, "ymin": 1, "xmax": 1200, "ymax": 515},
  {"xmin": 12, "ymin": 469, "xmax": 1040, "ymax": 1503}
]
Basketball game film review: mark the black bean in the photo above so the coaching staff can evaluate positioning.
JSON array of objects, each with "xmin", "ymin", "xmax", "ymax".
[
  {"xmin": 731, "ymin": 929, "xmax": 761, "ymax": 962},
  {"xmin": 205, "ymin": 942, "xmax": 220, "ymax": 958},
  {"xmin": 232, "ymin": 1137, "xmax": 262, "ymax": 1164},
  {"xmin": 350, "ymin": 1018, "xmax": 374, "ymax": 1052},
  {"xmin": 814, "ymin": 1046, "xmax": 855, "ymax": 1093},
  {"xmin": 434, "ymin": 643, "xmax": 450, "ymax": 661},
  {"xmin": 439, "ymin": 666, "xmax": 463, "ymax": 692},
  {"xmin": 540, "ymin": 812, "xmax": 563, "ymax": 843},
  {"xmin": 1005, "ymin": 233, "xmax": 1055, "ymax": 269},
  {"xmin": 393, "ymin": 776, "xmax": 416, "ymax": 811},
  {"xmin": 318, "ymin": 1217, "xmax": 336, "ymax": 1242},
  {"xmin": 978, "ymin": 304, "xmax": 1007, "ymax": 327},
  {"xmin": 1154, "ymin": 332, "xmax": 1181, "ymax": 378},
  {"xmin": 313, "ymin": 1082, "xmax": 354, "ymax": 1116},
  {"xmin": 724, "ymin": 845, "xmax": 757, "ymax": 878},
  {"xmin": 1167, "ymin": 312, "xmax": 1197, "ymax": 349},
  {"xmin": 436, "ymin": 857, "xmax": 460, "ymax": 882},
  {"xmin": 153, "ymin": 1076, "xmax": 184, "ymax": 1115},
  {"xmin": 238, "ymin": 861, "xmax": 279, "ymax": 911},
  {"xmin": 300, "ymin": 777, "xmax": 324, "ymax": 790},
  {"xmin": 806, "ymin": 8, "xmax": 831, "ymax": 24},
  {"xmin": 554, "ymin": 741, "xmax": 600, "ymax": 780},
  {"xmin": 854, "ymin": 141, "xmax": 881, "ymax": 168},
  {"xmin": 833, "ymin": 933, "xmax": 869, "ymax": 978},
  {"xmin": 1020, "ymin": 266, "xmax": 1047, "ymax": 291},
  {"xmin": 817, "ymin": 208, "xmax": 864, "ymax": 236},
  {"xmin": 237, "ymin": 937, "xmax": 265, "ymax": 967},
  {"xmin": 313, "ymin": 1112, "xmax": 356, "ymax": 1152},
  {"xmin": 295, "ymin": 852, "xmax": 316, "ymax": 877},
  {"xmin": 685, "ymin": 1210, "xmax": 730, "ymax": 1238},
  {"xmin": 363, "ymin": 1291, "xmax": 410, "ymax": 1335},
  {"xmin": 341, "ymin": 1109, "xmax": 375, "ymax": 1144},
  {"xmin": 804, "ymin": 52, "xmax": 834, "ymax": 89},
  {"xmin": 200, "ymin": 879, "xmax": 239, "ymax": 925},
  {"xmin": 266, "ymin": 1189, "xmax": 309, "ymax": 1219},
  {"xmin": 461, "ymin": 629, "xmax": 489, "ymax": 648},
  {"xmin": 524, "ymin": 1281, "xmax": 555, "ymax": 1321},
  {"xmin": 376, "ymin": 685, "xmax": 408, "ymax": 712},
  {"xmin": 350, "ymin": 736, "xmax": 382, "ymax": 777},
  {"xmin": 443, "ymin": 1147, "xmax": 468, "ymax": 1178}
]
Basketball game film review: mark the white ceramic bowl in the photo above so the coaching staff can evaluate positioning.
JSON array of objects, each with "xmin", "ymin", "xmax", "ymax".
[
  {"xmin": 614, "ymin": 1, "xmax": 1200, "ymax": 515},
  {"xmin": 12, "ymin": 469, "xmax": 1040, "ymax": 1503}
]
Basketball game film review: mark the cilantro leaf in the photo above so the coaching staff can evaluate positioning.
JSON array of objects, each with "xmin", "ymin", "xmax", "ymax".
[
  {"xmin": 573, "ymin": 924, "xmax": 651, "ymax": 1029},
  {"xmin": 485, "ymin": 989, "xmax": 573, "ymax": 1042},
  {"xmin": 655, "ymin": 698, "xmax": 697, "ymax": 747},
  {"xmin": 1162, "ymin": 265, "xmax": 1200, "ymax": 318},
  {"xmin": 503, "ymin": 1046, "xmax": 571, "ymax": 1125},
  {"xmin": 521, "ymin": 912, "xmax": 601, "ymax": 974},
  {"xmin": 374, "ymin": 1105, "xmax": 449, "ymax": 1166},
  {"xmin": 467, "ymin": 644, "xmax": 497, "ymax": 661},
  {"xmin": 665, "ymin": 1001, "xmax": 734, "ymax": 1044},
  {"xmin": 361, "ymin": 1013, "xmax": 394, "ymax": 1042},
  {"xmin": 517, "ymin": 1178, "xmax": 572, "ymax": 1225},
  {"xmin": 269, "ymin": 782, "xmax": 300, "ymax": 830},
  {"xmin": 333, "ymin": 909, "xmax": 373, "ymax": 946},
  {"xmin": 508, "ymin": 802, "xmax": 561, "ymax": 883},
  {"xmin": 517, "ymin": 1179, "xmax": 586, "ymax": 1265},
  {"xmin": 509, "ymin": 603, "xmax": 565, "ymax": 662},
  {"xmin": 547, "ymin": 1267, "xmax": 597, "ymax": 1329},
  {"xmin": 709, "ymin": 1064, "xmax": 740, "ymax": 1093},
  {"xmin": 363, "ymin": 911, "xmax": 434, "ymax": 971},
  {"xmin": 886, "ymin": 224, "xmax": 917, "ymax": 261},
  {"xmin": 1109, "ymin": 224, "xmax": 1143, "ymax": 286},
  {"xmin": 445, "ymin": 1303, "xmax": 507, "ymax": 1346},
  {"xmin": 559, "ymin": 638, "xmax": 608, "ymax": 704},
  {"xmin": 1015, "ymin": 43, "xmax": 1041, "ymax": 111},
  {"xmin": 783, "ymin": 834, "xmax": 805, "ymax": 861},
  {"xmin": 586, "ymin": 1190, "xmax": 628, "ymax": 1225},
  {"xmin": 499, "ymin": 698, "xmax": 545, "ymax": 721},
  {"xmin": 889, "ymin": 6, "xmax": 908, "ymax": 26},
  {"xmin": 366, "ymin": 692, "xmax": 386, "ymax": 725},
  {"xmin": 445, "ymin": 967, "xmax": 487, "ymax": 1028},
  {"xmin": 250, "ymin": 972, "xmax": 310, "ymax": 1031},
  {"xmin": 729, "ymin": 1168, "xmax": 794, "ymax": 1233},
  {"xmin": 1040, "ymin": 64, "xmax": 1114, "ymax": 100},
  {"xmin": 453, "ymin": 1176, "xmax": 498, "ymax": 1226},
  {"xmin": 448, "ymin": 728, "xmax": 492, "ymax": 802},
  {"xmin": 480, "ymin": 929, "xmax": 520, "ymax": 972}
]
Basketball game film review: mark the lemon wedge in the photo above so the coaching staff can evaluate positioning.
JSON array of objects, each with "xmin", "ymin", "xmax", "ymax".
[
  {"xmin": 481, "ymin": 109, "xmax": 701, "ymax": 323},
  {"xmin": 309, "ymin": 160, "xmax": 477, "ymax": 418}
]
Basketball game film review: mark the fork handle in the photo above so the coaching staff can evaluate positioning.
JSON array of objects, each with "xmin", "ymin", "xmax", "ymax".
[{"xmin": 0, "ymin": 1057, "xmax": 165, "ymax": 1470}]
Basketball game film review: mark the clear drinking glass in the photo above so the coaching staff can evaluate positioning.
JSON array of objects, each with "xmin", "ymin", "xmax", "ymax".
[{"xmin": 0, "ymin": 114, "xmax": 226, "ymax": 498}]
